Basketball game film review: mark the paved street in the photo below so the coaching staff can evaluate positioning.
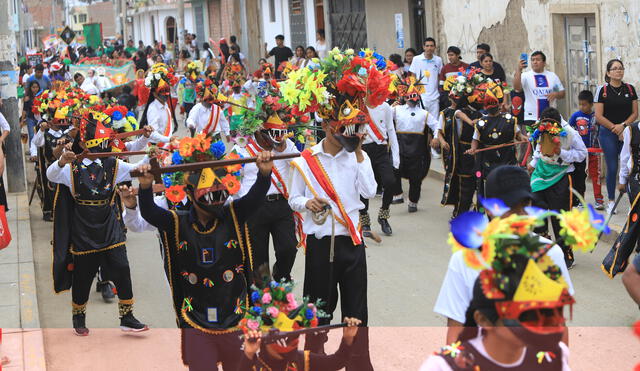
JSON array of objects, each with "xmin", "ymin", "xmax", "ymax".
[{"xmin": 23, "ymin": 142, "xmax": 640, "ymax": 368}]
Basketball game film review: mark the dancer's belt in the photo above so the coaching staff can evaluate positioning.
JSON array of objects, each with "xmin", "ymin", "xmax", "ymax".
[{"xmin": 75, "ymin": 199, "xmax": 110, "ymax": 206}]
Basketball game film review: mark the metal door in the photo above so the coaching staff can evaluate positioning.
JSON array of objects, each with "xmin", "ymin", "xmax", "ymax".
[
  {"xmin": 565, "ymin": 15, "xmax": 597, "ymax": 114},
  {"xmin": 329, "ymin": 0, "xmax": 367, "ymax": 50},
  {"xmin": 289, "ymin": 0, "xmax": 307, "ymax": 48}
]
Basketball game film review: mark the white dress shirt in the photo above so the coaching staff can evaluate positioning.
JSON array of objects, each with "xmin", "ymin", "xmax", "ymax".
[
  {"xmin": 80, "ymin": 79, "xmax": 99, "ymax": 95},
  {"xmin": 393, "ymin": 104, "xmax": 440, "ymax": 137},
  {"xmin": 288, "ymin": 141, "xmax": 377, "ymax": 239},
  {"xmin": 123, "ymin": 195, "xmax": 173, "ymax": 233},
  {"xmin": 46, "ymin": 157, "xmax": 144, "ymax": 188},
  {"xmin": 234, "ymin": 138, "xmax": 299, "ymax": 198},
  {"xmin": 363, "ymin": 102, "xmax": 400, "ymax": 169},
  {"xmin": 529, "ymin": 119, "xmax": 587, "ymax": 173},
  {"xmin": 147, "ymin": 99, "xmax": 172, "ymax": 143},
  {"xmin": 186, "ymin": 103, "xmax": 230, "ymax": 136},
  {"xmin": 619, "ymin": 126, "xmax": 634, "ymax": 185}
]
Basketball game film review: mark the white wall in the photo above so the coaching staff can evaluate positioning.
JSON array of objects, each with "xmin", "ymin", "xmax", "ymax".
[
  {"xmin": 131, "ymin": 6, "xmax": 196, "ymax": 47},
  {"xmin": 261, "ymin": 0, "xmax": 291, "ymax": 50}
]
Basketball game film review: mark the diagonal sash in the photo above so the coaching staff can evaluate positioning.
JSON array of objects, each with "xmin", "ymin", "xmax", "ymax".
[
  {"xmin": 300, "ymin": 149, "xmax": 362, "ymax": 245},
  {"xmin": 361, "ymin": 105, "xmax": 386, "ymax": 142},
  {"xmin": 202, "ymin": 105, "xmax": 221, "ymax": 134}
]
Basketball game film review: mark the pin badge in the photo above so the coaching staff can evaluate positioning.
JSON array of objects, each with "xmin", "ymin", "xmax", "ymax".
[
  {"xmin": 188, "ymin": 273, "xmax": 198, "ymax": 285},
  {"xmin": 223, "ymin": 270, "xmax": 234, "ymax": 282},
  {"xmin": 491, "ymin": 133, "xmax": 499, "ymax": 139},
  {"xmin": 207, "ymin": 307, "xmax": 218, "ymax": 323},
  {"xmin": 478, "ymin": 120, "xmax": 485, "ymax": 127}
]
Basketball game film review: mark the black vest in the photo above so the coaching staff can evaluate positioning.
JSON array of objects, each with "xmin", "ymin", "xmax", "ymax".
[
  {"xmin": 43, "ymin": 130, "xmax": 69, "ymax": 163},
  {"xmin": 476, "ymin": 113, "xmax": 517, "ymax": 171},
  {"xmin": 442, "ymin": 107, "xmax": 480, "ymax": 176},
  {"xmin": 630, "ymin": 123, "xmax": 640, "ymax": 177},
  {"xmin": 439, "ymin": 339, "xmax": 563, "ymax": 371},
  {"xmin": 69, "ymin": 157, "xmax": 126, "ymax": 253},
  {"xmin": 160, "ymin": 206, "xmax": 250, "ymax": 332}
]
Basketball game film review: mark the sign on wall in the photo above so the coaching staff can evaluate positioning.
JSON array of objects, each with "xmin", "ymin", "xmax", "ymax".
[{"xmin": 395, "ymin": 13, "xmax": 404, "ymax": 49}]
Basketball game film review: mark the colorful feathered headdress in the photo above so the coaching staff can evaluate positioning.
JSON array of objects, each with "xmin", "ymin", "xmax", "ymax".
[{"xmin": 145, "ymin": 63, "xmax": 177, "ymax": 94}]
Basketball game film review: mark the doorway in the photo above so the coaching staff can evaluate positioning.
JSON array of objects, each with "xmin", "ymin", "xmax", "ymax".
[
  {"xmin": 564, "ymin": 15, "xmax": 597, "ymax": 114},
  {"xmin": 166, "ymin": 16, "xmax": 176, "ymax": 45},
  {"xmin": 329, "ymin": 0, "xmax": 367, "ymax": 50}
]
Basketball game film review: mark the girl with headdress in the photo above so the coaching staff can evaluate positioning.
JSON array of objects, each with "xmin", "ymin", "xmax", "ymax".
[{"xmin": 139, "ymin": 63, "xmax": 178, "ymax": 147}]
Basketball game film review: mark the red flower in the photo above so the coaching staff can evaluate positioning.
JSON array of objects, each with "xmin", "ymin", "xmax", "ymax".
[
  {"xmin": 337, "ymin": 73, "xmax": 366, "ymax": 97},
  {"xmin": 165, "ymin": 185, "xmax": 186, "ymax": 203},
  {"xmin": 300, "ymin": 115, "xmax": 310, "ymax": 123},
  {"xmin": 366, "ymin": 68, "xmax": 391, "ymax": 107}
]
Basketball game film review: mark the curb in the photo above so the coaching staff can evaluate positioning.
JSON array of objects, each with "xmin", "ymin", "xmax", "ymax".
[{"xmin": 426, "ymin": 160, "xmax": 623, "ymax": 243}]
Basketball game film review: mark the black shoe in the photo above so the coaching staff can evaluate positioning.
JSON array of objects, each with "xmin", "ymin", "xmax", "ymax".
[
  {"xmin": 362, "ymin": 224, "xmax": 372, "ymax": 239},
  {"xmin": 43, "ymin": 212, "xmax": 53, "ymax": 222},
  {"xmin": 73, "ymin": 314, "xmax": 89, "ymax": 336},
  {"xmin": 378, "ymin": 218, "xmax": 392, "ymax": 236},
  {"xmin": 408, "ymin": 204, "xmax": 418, "ymax": 213},
  {"xmin": 120, "ymin": 313, "xmax": 149, "ymax": 332},
  {"xmin": 391, "ymin": 196, "xmax": 404, "ymax": 205},
  {"xmin": 100, "ymin": 282, "xmax": 115, "ymax": 303}
]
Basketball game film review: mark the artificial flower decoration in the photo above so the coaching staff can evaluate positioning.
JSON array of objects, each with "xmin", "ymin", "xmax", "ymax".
[
  {"xmin": 479, "ymin": 197, "xmax": 510, "ymax": 217},
  {"xmin": 165, "ymin": 184, "xmax": 187, "ymax": 203},
  {"xmin": 221, "ymin": 173, "xmax": 241, "ymax": 194},
  {"xmin": 527, "ymin": 119, "xmax": 567, "ymax": 143},
  {"xmin": 449, "ymin": 211, "xmax": 488, "ymax": 249},
  {"xmin": 558, "ymin": 207, "xmax": 599, "ymax": 253},
  {"xmin": 145, "ymin": 63, "xmax": 178, "ymax": 92}
]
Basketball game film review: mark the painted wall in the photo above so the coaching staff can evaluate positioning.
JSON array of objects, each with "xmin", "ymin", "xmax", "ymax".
[
  {"xmin": 131, "ymin": 5, "xmax": 195, "ymax": 46},
  {"xmin": 433, "ymin": 0, "xmax": 640, "ymax": 86},
  {"xmin": 260, "ymin": 0, "xmax": 291, "ymax": 51},
  {"xmin": 364, "ymin": 0, "xmax": 413, "ymax": 56}
]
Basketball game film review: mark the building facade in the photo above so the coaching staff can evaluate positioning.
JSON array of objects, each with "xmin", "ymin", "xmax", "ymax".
[{"xmin": 127, "ymin": 0, "xmax": 205, "ymax": 47}]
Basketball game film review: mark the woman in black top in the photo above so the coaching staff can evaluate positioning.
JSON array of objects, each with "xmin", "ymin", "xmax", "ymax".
[
  {"xmin": 595, "ymin": 59, "xmax": 638, "ymax": 211},
  {"xmin": 478, "ymin": 53, "xmax": 506, "ymax": 83}
]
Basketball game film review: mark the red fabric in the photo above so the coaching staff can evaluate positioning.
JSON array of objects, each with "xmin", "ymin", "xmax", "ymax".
[
  {"xmin": 300, "ymin": 150, "xmax": 362, "ymax": 245},
  {"xmin": 588, "ymin": 153, "xmax": 603, "ymax": 203},
  {"xmin": 133, "ymin": 79, "xmax": 150, "ymax": 107},
  {"xmin": 0, "ymin": 206, "xmax": 12, "ymax": 250},
  {"xmin": 438, "ymin": 62, "xmax": 470, "ymax": 90},
  {"xmin": 252, "ymin": 69, "xmax": 263, "ymax": 78}
]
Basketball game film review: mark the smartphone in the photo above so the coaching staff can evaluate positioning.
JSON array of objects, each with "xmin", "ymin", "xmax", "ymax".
[{"xmin": 520, "ymin": 53, "xmax": 528, "ymax": 67}]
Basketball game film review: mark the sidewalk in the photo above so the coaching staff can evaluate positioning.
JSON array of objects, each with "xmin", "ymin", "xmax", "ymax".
[{"xmin": 0, "ymin": 192, "xmax": 46, "ymax": 371}]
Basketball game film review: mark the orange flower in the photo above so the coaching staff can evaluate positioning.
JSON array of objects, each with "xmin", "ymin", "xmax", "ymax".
[
  {"xmin": 224, "ymin": 152, "xmax": 242, "ymax": 173},
  {"xmin": 179, "ymin": 137, "xmax": 196, "ymax": 157},
  {"xmin": 221, "ymin": 174, "xmax": 241, "ymax": 195},
  {"xmin": 165, "ymin": 185, "xmax": 186, "ymax": 203},
  {"xmin": 194, "ymin": 133, "xmax": 212, "ymax": 152}
]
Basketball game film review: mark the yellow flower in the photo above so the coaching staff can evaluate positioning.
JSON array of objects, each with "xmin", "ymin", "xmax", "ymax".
[{"xmin": 558, "ymin": 208, "xmax": 598, "ymax": 253}]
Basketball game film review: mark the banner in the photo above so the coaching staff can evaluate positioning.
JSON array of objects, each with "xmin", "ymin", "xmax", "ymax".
[
  {"xmin": 69, "ymin": 62, "xmax": 135, "ymax": 90},
  {"xmin": 42, "ymin": 34, "xmax": 61, "ymax": 50},
  {"xmin": 83, "ymin": 23, "xmax": 103, "ymax": 49}
]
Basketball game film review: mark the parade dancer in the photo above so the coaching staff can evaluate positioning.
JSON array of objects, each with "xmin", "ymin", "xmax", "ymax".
[
  {"xmin": 186, "ymin": 77, "xmax": 230, "ymax": 140},
  {"xmin": 284, "ymin": 48, "xmax": 383, "ymax": 370},
  {"xmin": 238, "ymin": 271, "xmax": 360, "ymax": 371},
  {"xmin": 135, "ymin": 134, "xmax": 274, "ymax": 370},
  {"xmin": 466, "ymin": 82, "xmax": 527, "ymax": 200},
  {"xmin": 425, "ymin": 188, "xmax": 604, "ymax": 369},
  {"xmin": 47, "ymin": 111, "xmax": 148, "ymax": 336},
  {"xmin": 177, "ymin": 61, "xmax": 202, "ymax": 125},
  {"xmin": 233, "ymin": 97, "xmax": 300, "ymax": 282},
  {"xmin": 438, "ymin": 72, "xmax": 484, "ymax": 218},
  {"xmin": 140, "ymin": 63, "xmax": 178, "ymax": 147},
  {"xmin": 393, "ymin": 83, "xmax": 440, "ymax": 213},
  {"xmin": 529, "ymin": 108, "xmax": 587, "ymax": 268},
  {"xmin": 359, "ymin": 100, "xmax": 399, "ymax": 237}
]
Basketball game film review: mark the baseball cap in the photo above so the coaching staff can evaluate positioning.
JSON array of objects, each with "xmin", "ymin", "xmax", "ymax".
[{"xmin": 485, "ymin": 165, "xmax": 533, "ymax": 207}]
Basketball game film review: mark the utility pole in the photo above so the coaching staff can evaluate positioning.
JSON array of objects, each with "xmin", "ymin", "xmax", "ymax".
[
  {"xmin": 0, "ymin": 0, "xmax": 26, "ymax": 193},
  {"xmin": 115, "ymin": 0, "xmax": 122, "ymax": 40},
  {"xmin": 51, "ymin": 0, "xmax": 56, "ymax": 34},
  {"xmin": 177, "ymin": 0, "xmax": 184, "ymax": 54}
]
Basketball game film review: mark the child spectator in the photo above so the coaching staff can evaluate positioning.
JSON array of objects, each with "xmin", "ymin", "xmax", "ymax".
[{"xmin": 568, "ymin": 90, "xmax": 604, "ymax": 209}]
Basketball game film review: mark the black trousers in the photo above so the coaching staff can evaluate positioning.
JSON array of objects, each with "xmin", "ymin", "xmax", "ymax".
[
  {"xmin": 71, "ymin": 246, "xmax": 134, "ymax": 307},
  {"xmin": 395, "ymin": 153, "xmax": 431, "ymax": 203},
  {"xmin": 453, "ymin": 175, "xmax": 476, "ymax": 217},
  {"xmin": 532, "ymin": 174, "xmax": 574, "ymax": 263},
  {"xmin": 360, "ymin": 143, "xmax": 395, "ymax": 213},
  {"xmin": 303, "ymin": 235, "xmax": 373, "ymax": 370},
  {"xmin": 181, "ymin": 329, "xmax": 242, "ymax": 371},
  {"xmin": 573, "ymin": 159, "xmax": 587, "ymax": 199},
  {"xmin": 246, "ymin": 198, "xmax": 298, "ymax": 282}
]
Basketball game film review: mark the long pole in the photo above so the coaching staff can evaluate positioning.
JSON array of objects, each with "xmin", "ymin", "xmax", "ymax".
[
  {"xmin": 0, "ymin": 0, "xmax": 26, "ymax": 192},
  {"xmin": 177, "ymin": 0, "xmax": 184, "ymax": 53}
]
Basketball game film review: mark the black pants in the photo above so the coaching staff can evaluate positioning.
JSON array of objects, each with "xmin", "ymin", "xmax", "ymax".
[
  {"xmin": 71, "ymin": 246, "xmax": 133, "ymax": 307},
  {"xmin": 303, "ymin": 235, "xmax": 373, "ymax": 370},
  {"xmin": 453, "ymin": 175, "xmax": 476, "ymax": 217},
  {"xmin": 246, "ymin": 198, "xmax": 298, "ymax": 282},
  {"xmin": 573, "ymin": 159, "xmax": 587, "ymax": 200},
  {"xmin": 182, "ymin": 329, "xmax": 242, "ymax": 370},
  {"xmin": 396, "ymin": 153, "xmax": 431, "ymax": 203},
  {"xmin": 532, "ymin": 174, "xmax": 574, "ymax": 263},
  {"xmin": 360, "ymin": 143, "xmax": 395, "ymax": 213}
]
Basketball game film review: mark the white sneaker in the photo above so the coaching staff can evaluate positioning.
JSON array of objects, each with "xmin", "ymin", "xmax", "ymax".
[
  {"xmin": 607, "ymin": 201, "xmax": 617, "ymax": 215},
  {"xmin": 431, "ymin": 148, "xmax": 441, "ymax": 159}
]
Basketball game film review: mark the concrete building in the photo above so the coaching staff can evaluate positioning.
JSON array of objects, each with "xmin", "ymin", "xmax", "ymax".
[
  {"xmin": 86, "ymin": 2, "xmax": 117, "ymax": 38},
  {"xmin": 128, "ymin": 0, "xmax": 206, "ymax": 49},
  {"xmin": 429, "ymin": 0, "xmax": 640, "ymax": 116},
  {"xmin": 69, "ymin": 6, "xmax": 89, "ymax": 34}
]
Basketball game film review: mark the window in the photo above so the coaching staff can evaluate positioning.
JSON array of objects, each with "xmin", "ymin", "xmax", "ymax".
[
  {"xmin": 74, "ymin": 15, "xmax": 77, "ymax": 23},
  {"xmin": 78, "ymin": 14, "xmax": 87, "ymax": 23},
  {"xmin": 166, "ymin": 16, "xmax": 176, "ymax": 44},
  {"xmin": 269, "ymin": 0, "xmax": 276, "ymax": 23}
]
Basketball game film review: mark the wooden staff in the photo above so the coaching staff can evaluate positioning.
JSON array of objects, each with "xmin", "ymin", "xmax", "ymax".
[
  {"xmin": 76, "ymin": 150, "xmax": 150, "ymax": 160},
  {"xmin": 213, "ymin": 99, "xmax": 255, "ymax": 111},
  {"xmin": 474, "ymin": 140, "xmax": 528, "ymax": 153},
  {"xmin": 129, "ymin": 153, "xmax": 300, "ymax": 178}
]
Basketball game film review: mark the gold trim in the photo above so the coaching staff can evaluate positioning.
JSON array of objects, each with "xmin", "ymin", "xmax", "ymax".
[
  {"xmin": 396, "ymin": 131, "xmax": 424, "ymax": 135},
  {"xmin": 119, "ymin": 298, "xmax": 135, "ymax": 305},
  {"xmin": 75, "ymin": 199, "xmax": 109, "ymax": 206},
  {"xmin": 180, "ymin": 308, "xmax": 240, "ymax": 335},
  {"xmin": 192, "ymin": 219, "xmax": 219, "ymax": 234},
  {"xmin": 70, "ymin": 242, "xmax": 125, "ymax": 255},
  {"xmin": 72, "ymin": 301, "xmax": 87, "ymax": 309},
  {"xmin": 229, "ymin": 203, "xmax": 248, "ymax": 268},
  {"xmin": 304, "ymin": 350, "xmax": 310, "ymax": 371}
]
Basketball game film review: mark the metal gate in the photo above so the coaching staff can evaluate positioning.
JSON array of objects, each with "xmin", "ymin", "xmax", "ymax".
[
  {"xmin": 329, "ymin": 0, "xmax": 367, "ymax": 50},
  {"xmin": 564, "ymin": 15, "xmax": 597, "ymax": 114},
  {"xmin": 289, "ymin": 0, "xmax": 307, "ymax": 48}
]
